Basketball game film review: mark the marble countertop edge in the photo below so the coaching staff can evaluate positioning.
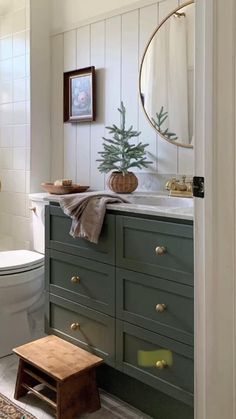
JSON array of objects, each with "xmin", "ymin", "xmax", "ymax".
[{"xmin": 29, "ymin": 192, "xmax": 194, "ymax": 221}]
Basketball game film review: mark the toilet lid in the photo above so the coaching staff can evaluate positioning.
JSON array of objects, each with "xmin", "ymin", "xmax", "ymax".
[{"xmin": 0, "ymin": 250, "xmax": 44, "ymax": 274}]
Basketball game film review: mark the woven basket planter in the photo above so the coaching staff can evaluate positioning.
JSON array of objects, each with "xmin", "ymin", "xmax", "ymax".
[{"xmin": 108, "ymin": 171, "xmax": 138, "ymax": 194}]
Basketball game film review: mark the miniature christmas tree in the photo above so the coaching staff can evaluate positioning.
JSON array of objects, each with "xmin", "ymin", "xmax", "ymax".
[{"xmin": 97, "ymin": 102, "xmax": 152, "ymax": 175}]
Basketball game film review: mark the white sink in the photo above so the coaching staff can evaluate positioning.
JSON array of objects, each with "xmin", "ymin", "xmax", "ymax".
[{"xmin": 125, "ymin": 194, "xmax": 193, "ymax": 209}]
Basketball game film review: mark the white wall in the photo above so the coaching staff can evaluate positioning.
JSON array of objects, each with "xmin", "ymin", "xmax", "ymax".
[
  {"xmin": 30, "ymin": 0, "xmax": 50, "ymax": 192},
  {"xmin": 0, "ymin": 0, "xmax": 51, "ymax": 250},
  {"xmin": 0, "ymin": 0, "xmax": 31, "ymax": 249},
  {"xmin": 51, "ymin": 0, "xmax": 147, "ymax": 34},
  {"xmin": 51, "ymin": 0, "xmax": 194, "ymax": 191},
  {"xmin": 195, "ymin": 1, "xmax": 236, "ymax": 418}
]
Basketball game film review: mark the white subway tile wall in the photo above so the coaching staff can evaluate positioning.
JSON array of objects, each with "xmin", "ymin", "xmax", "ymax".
[
  {"xmin": 51, "ymin": 0, "xmax": 194, "ymax": 188},
  {"xmin": 0, "ymin": 0, "xmax": 30, "ymax": 249}
]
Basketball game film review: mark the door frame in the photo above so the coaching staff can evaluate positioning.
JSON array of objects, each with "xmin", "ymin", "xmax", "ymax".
[{"xmin": 195, "ymin": 1, "xmax": 236, "ymax": 418}]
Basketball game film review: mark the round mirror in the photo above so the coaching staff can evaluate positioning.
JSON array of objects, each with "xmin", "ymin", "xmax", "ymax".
[{"xmin": 140, "ymin": 1, "xmax": 195, "ymax": 148}]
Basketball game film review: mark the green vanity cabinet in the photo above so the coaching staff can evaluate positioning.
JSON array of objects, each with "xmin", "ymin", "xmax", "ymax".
[{"xmin": 45, "ymin": 204, "xmax": 194, "ymax": 416}]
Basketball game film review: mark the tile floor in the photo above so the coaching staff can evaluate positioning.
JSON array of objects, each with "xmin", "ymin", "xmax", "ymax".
[{"xmin": 0, "ymin": 354, "xmax": 151, "ymax": 419}]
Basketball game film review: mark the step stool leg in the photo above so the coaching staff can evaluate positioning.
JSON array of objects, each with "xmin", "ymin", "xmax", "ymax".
[
  {"xmin": 14, "ymin": 359, "xmax": 39, "ymax": 400},
  {"xmin": 56, "ymin": 369, "xmax": 101, "ymax": 419},
  {"xmin": 87, "ymin": 369, "xmax": 101, "ymax": 413},
  {"xmin": 14, "ymin": 359, "xmax": 27, "ymax": 399}
]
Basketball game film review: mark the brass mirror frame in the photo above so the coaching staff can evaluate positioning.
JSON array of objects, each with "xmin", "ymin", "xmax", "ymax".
[{"xmin": 139, "ymin": 0, "xmax": 195, "ymax": 149}]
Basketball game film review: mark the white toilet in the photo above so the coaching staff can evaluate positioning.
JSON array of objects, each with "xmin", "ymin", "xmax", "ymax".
[{"xmin": 0, "ymin": 194, "xmax": 46, "ymax": 357}]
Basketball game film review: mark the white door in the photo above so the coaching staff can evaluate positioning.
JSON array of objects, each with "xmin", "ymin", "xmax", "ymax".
[{"xmin": 195, "ymin": 1, "xmax": 236, "ymax": 418}]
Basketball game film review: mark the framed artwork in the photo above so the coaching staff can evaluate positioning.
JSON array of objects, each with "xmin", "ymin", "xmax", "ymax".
[{"xmin": 64, "ymin": 66, "xmax": 96, "ymax": 123}]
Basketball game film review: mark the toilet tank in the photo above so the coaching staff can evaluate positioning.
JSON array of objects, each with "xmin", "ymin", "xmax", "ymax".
[{"xmin": 29, "ymin": 193, "xmax": 48, "ymax": 254}]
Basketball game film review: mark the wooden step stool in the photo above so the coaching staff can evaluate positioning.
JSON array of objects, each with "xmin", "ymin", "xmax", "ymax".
[{"xmin": 13, "ymin": 335, "xmax": 103, "ymax": 419}]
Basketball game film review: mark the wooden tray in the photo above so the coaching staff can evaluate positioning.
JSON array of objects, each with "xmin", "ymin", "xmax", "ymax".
[{"xmin": 41, "ymin": 183, "xmax": 90, "ymax": 195}]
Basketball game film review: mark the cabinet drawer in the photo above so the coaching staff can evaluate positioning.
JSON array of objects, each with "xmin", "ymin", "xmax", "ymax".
[
  {"xmin": 116, "ymin": 321, "xmax": 193, "ymax": 406},
  {"xmin": 45, "ymin": 205, "xmax": 115, "ymax": 264},
  {"xmin": 116, "ymin": 216, "xmax": 193, "ymax": 285},
  {"xmin": 116, "ymin": 268, "xmax": 193, "ymax": 345},
  {"xmin": 46, "ymin": 250, "xmax": 115, "ymax": 315},
  {"xmin": 45, "ymin": 294, "xmax": 115, "ymax": 365}
]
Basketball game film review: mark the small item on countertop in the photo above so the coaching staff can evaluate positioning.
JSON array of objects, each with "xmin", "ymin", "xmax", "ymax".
[
  {"xmin": 54, "ymin": 179, "xmax": 73, "ymax": 186},
  {"xmin": 41, "ymin": 183, "xmax": 89, "ymax": 194}
]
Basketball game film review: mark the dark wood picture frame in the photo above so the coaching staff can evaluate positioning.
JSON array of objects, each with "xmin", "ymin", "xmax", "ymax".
[{"xmin": 64, "ymin": 66, "xmax": 96, "ymax": 123}]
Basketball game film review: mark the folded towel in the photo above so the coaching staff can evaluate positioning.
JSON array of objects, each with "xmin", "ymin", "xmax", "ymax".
[{"xmin": 60, "ymin": 192, "xmax": 129, "ymax": 244}]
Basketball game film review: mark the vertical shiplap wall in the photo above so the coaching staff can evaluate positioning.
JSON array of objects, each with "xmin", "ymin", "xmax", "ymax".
[{"xmin": 51, "ymin": 0, "xmax": 194, "ymax": 189}]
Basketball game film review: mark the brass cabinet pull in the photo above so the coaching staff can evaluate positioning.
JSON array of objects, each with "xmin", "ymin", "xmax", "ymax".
[
  {"xmin": 155, "ymin": 246, "xmax": 167, "ymax": 256},
  {"xmin": 70, "ymin": 322, "xmax": 80, "ymax": 331},
  {"xmin": 156, "ymin": 360, "xmax": 168, "ymax": 369},
  {"xmin": 156, "ymin": 303, "xmax": 167, "ymax": 313},
  {"xmin": 29, "ymin": 207, "xmax": 36, "ymax": 213},
  {"xmin": 71, "ymin": 276, "xmax": 80, "ymax": 284}
]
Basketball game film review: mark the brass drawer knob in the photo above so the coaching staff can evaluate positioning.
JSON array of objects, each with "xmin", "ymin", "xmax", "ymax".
[
  {"xmin": 155, "ymin": 246, "xmax": 167, "ymax": 256},
  {"xmin": 70, "ymin": 322, "xmax": 80, "ymax": 331},
  {"xmin": 71, "ymin": 276, "xmax": 80, "ymax": 284},
  {"xmin": 156, "ymin": 360, "xmax": 167, "ymax": 369},
  {"xmin": 156, "ymin": 303, "xmax": 167, "ymax": 313}
]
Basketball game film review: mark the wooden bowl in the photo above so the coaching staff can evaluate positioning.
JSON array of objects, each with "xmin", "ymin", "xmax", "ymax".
[{"xmin": 41, "ymin": 183, "xmax": 90, "ymax": 195}]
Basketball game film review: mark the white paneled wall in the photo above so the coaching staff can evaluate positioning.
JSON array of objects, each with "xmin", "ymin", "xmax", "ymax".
[
  {"xmin": 90, "ymin": 20, "xmax": 105, "ymax": 190},
  {"xmin": 51, "ymin": 0, "xmax": 194, "ymax": 190},
  {"xmin": 0, "ymin": 0, "xmax": 30, "ymax": 249},
  {"xmin": 51, "ymin": 0, "xmax": 146, "ymax": 34},
  {"xmin": 76, "ymin": 26, "xmax": 91, "ymax": 185}
]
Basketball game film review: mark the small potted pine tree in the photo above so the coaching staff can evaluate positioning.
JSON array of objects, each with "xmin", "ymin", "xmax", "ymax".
[{"xmin": 97, "ymin": 102, "xmax": 152, "ymax": 193}]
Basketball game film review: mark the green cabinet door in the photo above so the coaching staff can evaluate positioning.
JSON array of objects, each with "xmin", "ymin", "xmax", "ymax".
[
  {"xmin": 116, "ymin": 268, "xmax": 193, "ymax": 345},
  {"xmin": 45, "ymin": 293, "xmax": 115, "ymax": 366},
  {"xmin": 116, "ymin": 215, "xmax": 193, "ymax": 285},
  {"xmin": 45, "ymin": 205, "xmax": 115, "ymax": 264},
  {"xmin": 46, "ymin": 249, "xmax": 115, "ymax": 315},
  {"xmin": 116, "ymin": 320, "xmax": 193, "ymax": 407}
]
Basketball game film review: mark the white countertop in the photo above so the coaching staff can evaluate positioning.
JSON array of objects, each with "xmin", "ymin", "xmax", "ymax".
[
  {"xmin": 29, "ymin": 192, "xmax": 194, "ymax": 221},
  {"xmin": 106, "ymin": 202, "xmax": 193, "ymax": 220}
]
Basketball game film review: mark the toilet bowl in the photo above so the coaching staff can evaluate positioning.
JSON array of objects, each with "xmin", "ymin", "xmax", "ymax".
[
  {"xmin": 0, "ymin": 250, "xmax": 44, "ymax": 311},
  {"xmin": 0, "ymin": 196, "xmax": 46, "ymax": 357}
]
